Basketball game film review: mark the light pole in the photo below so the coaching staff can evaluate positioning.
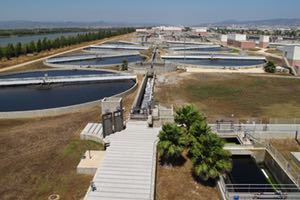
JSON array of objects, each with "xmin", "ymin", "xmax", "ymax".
[{"xmin": 184, "ymin": 34, "xmax": 186, "ymax": 61}]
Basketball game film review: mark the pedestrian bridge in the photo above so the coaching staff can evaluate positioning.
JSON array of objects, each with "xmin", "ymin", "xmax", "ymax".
[
  {"xmin": 161, "ymin": 55, "xmax": 266, "ymax": 60},
  {"xmin": 0, "ymin": 73, "xmax": 136, "ymax": 87},
  {"xmin": 169, "ymin": 45, "xmax": 221, "ymax": 51},
  {"xmin": 90, "ymin": 44, "xmax": 149, "ymax": 50},
  {"xmin": 46, "ymin": 53, "xmax": 140, "ymax": 64}
]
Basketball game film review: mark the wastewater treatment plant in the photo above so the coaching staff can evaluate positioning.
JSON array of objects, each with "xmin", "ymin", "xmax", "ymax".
[{"xmin": 1, "ymin": 24, "xmax": 300, "ymax": 200}]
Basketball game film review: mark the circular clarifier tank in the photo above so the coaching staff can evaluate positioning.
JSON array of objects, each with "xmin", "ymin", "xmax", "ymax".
[
  {"xmin": 0, "ymin": 69, "xmax": 136, "ymax": 112},
  {"xmin": 162, "ymin": 57, "xmax": 266, "ymax": 68},
  {"xmin": 47, "ymin": 54, "xmax": 145, "ymax": 66}
]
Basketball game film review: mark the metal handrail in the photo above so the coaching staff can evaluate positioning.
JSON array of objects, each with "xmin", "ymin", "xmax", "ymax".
[
  {"xmin": 0, "ymin": 73, "xmax": 134, "ymax": 82},
  {"xmin": 266, "ymin": 143, "xmax": 300, "ymax": 187}
]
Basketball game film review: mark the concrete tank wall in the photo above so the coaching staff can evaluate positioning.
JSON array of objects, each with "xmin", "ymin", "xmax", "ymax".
[
  {"xmin": 264, "ymin": 152, "xmax": 295, "ymax": 185},
  {"xmin": 0, "ymin": 78, "xmax": 138, "ymax": 119}
]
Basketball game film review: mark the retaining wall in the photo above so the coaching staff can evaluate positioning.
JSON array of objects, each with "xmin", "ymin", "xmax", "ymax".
[{"xmin": 265, "ymin": 151, "xmax": 295, "ymax": 185}]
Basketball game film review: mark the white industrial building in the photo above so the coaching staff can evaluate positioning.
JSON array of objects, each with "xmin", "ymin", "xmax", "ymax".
[
  {"xmin": 228, "ymin": 34, "xmax": 247, "ymax": 41},
  {"xmin": 153, "ymin": 26, "xmax": 183, "ymax": 32},
  {"xmin": 191, "ymin": 27, "xmax": 208, "ymax": 36},
  {"xmin": 136, "ymin": 28, "xmax": 149, "ymax": 33},
  {"xmin": 259, "ymin": 35, "xmax": 270, "ymax": 48},
  {"xmin": 283, "ymin": 45, "xmax": 300, "ymax": 66},
  {"xmin": 191, "ymin": 27, "xmax": 207, "ymax": 33},
  {"xmin": 220, "ymin": 34, "xmax": 228, "ymax": 45}
]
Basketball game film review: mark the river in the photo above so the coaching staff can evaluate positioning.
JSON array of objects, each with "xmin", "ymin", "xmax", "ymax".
[{"xmin": 0, "ymin": 32, "xmax": 86, "ymax": 46}]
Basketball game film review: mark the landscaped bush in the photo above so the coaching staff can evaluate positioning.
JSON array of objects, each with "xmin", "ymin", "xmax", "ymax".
[{"xmin": 264, "ymin": 61, "xmax": 276, "ymax": 73}]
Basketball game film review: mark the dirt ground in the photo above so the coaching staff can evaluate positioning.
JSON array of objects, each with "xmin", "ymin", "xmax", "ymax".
[{"xmin": 155, "ymin": 153, "xmax": 220, "ymax": 200}]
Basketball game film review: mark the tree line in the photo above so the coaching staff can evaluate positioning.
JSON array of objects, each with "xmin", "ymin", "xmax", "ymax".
[
  {"xmin": 0, "ymin": 28, "xmax": 135, "ymax": 60},
  {"xmin": 0, "ymin": 28, "xmax": 94, "ymax": 37}
]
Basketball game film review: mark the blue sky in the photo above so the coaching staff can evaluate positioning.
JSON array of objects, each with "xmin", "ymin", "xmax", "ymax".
[{"xmin": 1, "ymin": 0, "xmax": 300, "ymax": 25}]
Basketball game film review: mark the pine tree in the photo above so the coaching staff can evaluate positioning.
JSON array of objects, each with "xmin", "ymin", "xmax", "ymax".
[
  {"xmin": 36, "ymin": 39, "xmax": 42, "ymax": 52},
  {"xmin": 5, "ymin": 44, "xmax": 15, "ymax": 59},
  {"xmin": 29, "ymin": 41, "xmax": 36, "ymax": 53},
  {"xmin": 41, "ymin": 38, "xmax": 48, "ymax": 51},
  {"xmin": 0, "ymin": 46, "xmax": 3, "ymax": 59},
  {"xmin": 15, "ymin": 42, "xmax": 23, "ymax": 57}
]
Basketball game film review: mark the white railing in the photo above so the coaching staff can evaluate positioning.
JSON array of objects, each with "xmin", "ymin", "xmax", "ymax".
[
  {"xmin": 266, "ymin": 143, "xmax": 300, "ymax": 187},
  {"xmin": 0, "ymin": 73, "xmax": 136, "ymax": 86}
]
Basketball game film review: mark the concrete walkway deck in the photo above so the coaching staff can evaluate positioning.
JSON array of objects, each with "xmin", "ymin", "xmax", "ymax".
[
  {"xmin": 90, "ymin": 45, "xmax": 149, "ymax": 51},
  {"xmin": 0, "ymin": 74, "xmax": 136, "ymax": 86},
  {"xmin": 46, "ymin": 53, "xmax": 140, "ymax": 64},
  {"xmin": 85, "ymin": 120, "xmax": 160, "ymax": 200},
  {"xmin": 161, "ymin": 55, "xmax": 266, "ymax": 60}
]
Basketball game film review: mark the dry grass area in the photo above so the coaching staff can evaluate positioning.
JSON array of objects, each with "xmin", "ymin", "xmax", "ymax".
[
  {"xmin": 0, "ymin": 107, "xmax": 101, "ymax": 200},
  {"xmin": 266, "ymin": 55, "xmax": 284, "ymax": 66},
  {"xmin": 155, "ymin": 72, "xmax": 300, "ymax": 121},
  {"xmin": 269, "ymin": 139, "xmax": 300, "ymax": 174},
  {"xmin": 265, "ymin": 48, "xmax": 283, "ymax": 56},
  {"xmin": 0, "ymin": 60, "xmax": 52, "ymax": 74},
  {"xmin": 155, "ymin": 153, "xmax": 220, "ymax": 200},
  {"xmin": 0, "ymin": 76, "xmax": 139, "ymax": 200}
]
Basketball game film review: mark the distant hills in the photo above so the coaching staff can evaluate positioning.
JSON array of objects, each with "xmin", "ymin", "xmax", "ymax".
[
  {"xmin": 1, "ymin": 18, "xmax": 300, "ymax": 29},
  {"xmin": 201, "ymin": 18, "xmax": 300, "ymax": 27},
  {"xmin": 0, "ymin": 20, "xmax": 159, "ymax": 29}
]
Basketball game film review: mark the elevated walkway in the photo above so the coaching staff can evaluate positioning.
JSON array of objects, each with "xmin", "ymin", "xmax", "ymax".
[
  {"xmin": 85, "ymin": 120, "xmax": 160, "ymax": 200},
  {"xmin": 162, "ymin": 55, "xmax": 266, "ymax": 60},
  {"xmin": 90, "ymin": 44, "xmax": 149, "ymax": 51},
  {"xmin": 46, "ymin": 53, "xmax": 140, "ymax": 64},
  {"xmin": 170, "ymin": 45, "xmax": 220, "ymax": 51},
  {"xmin": 0, "ymin": 74, "xmax": 136, "ymax": 87},
  {"xmin": 165, "ymin": 40, "xmax": 214, "ymax": 45}
]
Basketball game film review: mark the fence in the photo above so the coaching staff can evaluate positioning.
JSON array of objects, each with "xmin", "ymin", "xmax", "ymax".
[
  {"xmin": 220, "ymin": 176, "xmax": 300, "ymax": 200},
  {"xmin": 210, "ymin": 122, "xmax": 300, "ymax": 139},
  {"xmin": 266, "ymin": 143, "xmax": 300, "ymax": 187},
  {"xmin": 209, "ymin": 118, "xmax": 300, "ymax": 124}
]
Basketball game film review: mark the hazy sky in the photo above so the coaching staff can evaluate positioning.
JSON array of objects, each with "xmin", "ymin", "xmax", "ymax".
[{"xmin": 1, "ymin": 0, "xmax": 300, "ymax": 25}]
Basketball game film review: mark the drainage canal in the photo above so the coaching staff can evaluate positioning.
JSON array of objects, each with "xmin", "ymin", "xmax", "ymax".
[
  {"xmin": 222, "ymin": 154, "xmax": 300, "ymax": 199},
  {"xmin": 131, "ymin": 73, "xmax": 154, "ymax": 119}
]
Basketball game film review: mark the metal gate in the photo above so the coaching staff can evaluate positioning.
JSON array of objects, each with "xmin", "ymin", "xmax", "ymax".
[
  {"xmin": 102, "ymin": 112, "xmax": 113, "ymax": 138},
  {"xmin": 114, "ymin": 110, "xmax": 124, "ymax": 132}
]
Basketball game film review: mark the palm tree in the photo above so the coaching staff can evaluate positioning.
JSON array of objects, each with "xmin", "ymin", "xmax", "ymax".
[
  {"xmin": 174, "ymin": 104, "xmax": 206, "ymax": 131},
  {"xmin": 190, "ymin": 132, "xmax": 232, "ymax": 181},
  {"xmin": 188, "ymin": 119, "xmax": 211, "ymax": 146},
  {"xmin": 157, "ymin": 123, "xmax": 186, "ymax": 160}
]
